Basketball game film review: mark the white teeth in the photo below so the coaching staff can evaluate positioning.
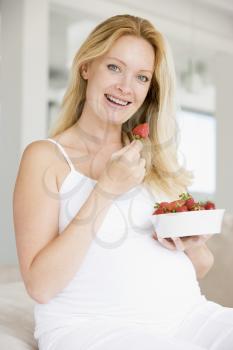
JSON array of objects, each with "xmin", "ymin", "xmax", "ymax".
[{"xmin": 106, "ymin": 94, "xmax": 129, "ymax": 106}]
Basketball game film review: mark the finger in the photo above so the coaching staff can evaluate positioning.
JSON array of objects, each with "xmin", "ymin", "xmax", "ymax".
[
  {"xmin": 171, "ymin": 237, "xmax": 185, "ymax": 251},
  {"xmin": 202, "ymin": 234, "xmax": 213, "ymax": 241},
  {"xmin": 137, "ymin": 168, "xmax": 146, "ymax": 183},
  {"xmin": 152, "ymin": 232, "xmax": 158, "ymax": 240},
  {"xmin": 132, "ymin": 165, "xmax": 145, "ymax": 183},
  {"xmin": 181, "ymin": 234, "xmax": 212, "ymax": 249},
  {"xmin": 180, "ymin": 235, "xmax": 206, "ymax": 251},
  {"xmin": 114, "ymin": 140, "xmax": 138, "ymax": 158},
  {"xmin": 127, "ymin": 139, "xmax": 142, "ymax": 150},
  {"xmin": 110, "ymin": 142, "xmax": 135, "ymax": 161},
  {"xmin": 114, "ymin": 141, "xmax": 134, "ymax": 155},
  {"xmin": 113, "ymin": 139, "xmax": 139, "ymax": 155},
  {"xmin": 124, "ymin": 139, "xmax": 143, "ymax": 156},
  {"xmin": 158, "ymin": 237, "xmax": 176, "ymax": 250},
  {"xmin": 139, "ymin": 157, "xmax": 146, "ymax": 168},
  {"xmin": 195, "ymin": 234, "xmax": 212, "ymax": 246},
  {"xmin": 180, "ymin": 236, "xmax": 197, "ymax": 247},
  {"xmin": 121, "ymin": 147, "xmax": 141, "ymax": 166}
]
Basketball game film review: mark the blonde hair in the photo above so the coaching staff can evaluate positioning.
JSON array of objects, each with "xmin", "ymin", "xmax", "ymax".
[{"xmin": 49, "ymin": 14, "xmax": 194, "ymax": 199}]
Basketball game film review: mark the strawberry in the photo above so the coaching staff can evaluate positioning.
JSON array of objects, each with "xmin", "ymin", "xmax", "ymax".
[
  {"xmin": 164, "ymin": 202, "xmax": 174, "ymax": 212},
  {"xmin": 167, "ymin": 201, "xmax": 179, "ymax": 212},
  {"xmin": 132, "ymin": 123, "xmax": 149, "ymax": 140},
  {"xmin": 192, "ymin": 203, "xmax": 205, "ymax": 211},
  {"xmin": 152, "ymin": 192, "xmax": 216, "ymax": 215},
  {"xmin": 185, "ymin": 198, "xmax": 195, "ymax": 210},
  {"xmin": 170, "ymin": 199, "xmax": 185, "ymax": 211},
  {"xmin": 153, "ymin": 202, "xmax": 171, "ymax": 214},
  {"xmin": 178, "ymin": 199, "xmax": 187, "ymax": 206},
  {"xmin": 204, "ymin": 201, "xmax": 216, "ymax": 210},
  {"xmin": 154, "ymin": 202, "xmax": 169, "ymax": 209},
  {"xmin": 153, "ymin": 208, "xmax": 165, "ymax": 215},
  {"xmin": 176, "ymin": 205, "xmax": 188, "ymax": 212},
  {"xmin": 179, "ymin": 192, "xmax": 196, "ymax": 210},
  {"xmin": 154, "ymin": 199, "xmax": 186, "ymax": 213},
  {"xmin": 161, "ymin": 202, "xmax": 175, "ymax": 213}
]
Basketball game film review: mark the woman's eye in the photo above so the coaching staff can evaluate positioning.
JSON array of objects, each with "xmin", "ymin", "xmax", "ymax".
[
  {"xmin": 138, "ymin": 75, "xmax": 149, "ymax": 83},
  {"xmin": 107, "ymin": 64, "xmax": 120, "ymax": 72}
]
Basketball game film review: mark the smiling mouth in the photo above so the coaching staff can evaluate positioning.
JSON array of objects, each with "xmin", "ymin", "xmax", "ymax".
[{"xmin": 104, "ymin": 94, "xmax": 132, "ymax": 106}]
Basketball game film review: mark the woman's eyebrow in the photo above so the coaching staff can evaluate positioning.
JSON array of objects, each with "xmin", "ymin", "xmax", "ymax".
[{"xmin": 105, "ymin": 56, "xmax": 153, "ymax": 73}]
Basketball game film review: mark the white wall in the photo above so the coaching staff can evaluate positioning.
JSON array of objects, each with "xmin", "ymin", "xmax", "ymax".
[
  {"xmin": 51, "ymin": 0, "xmax": 233, "ymax": 54},
  {"xmin": 214, "ymin": 53, "xmax": 233, "ymax": 211},
  {"xmin": 1, "ymin": 0, "xmax": 48, "ymax": 264},
  {"xmin": 1, "ymin": 0, "xmax": 23, "ymax": 265}
]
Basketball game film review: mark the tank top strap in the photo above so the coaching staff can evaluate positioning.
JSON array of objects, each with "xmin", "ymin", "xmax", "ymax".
[{"xmin": 45, "ymin": 138, "xmax": 75, "ymax": 172}]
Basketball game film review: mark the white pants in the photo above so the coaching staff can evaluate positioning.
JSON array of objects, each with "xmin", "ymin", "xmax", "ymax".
[{"xmin": 37, "ymin": 301, "xmax": 233, "ymax": 350}]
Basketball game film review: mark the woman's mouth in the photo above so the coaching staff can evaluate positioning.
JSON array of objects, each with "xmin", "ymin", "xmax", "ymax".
[{"xmin": 104, "ymin": 94, "xmax": 132, "ymax": 109}]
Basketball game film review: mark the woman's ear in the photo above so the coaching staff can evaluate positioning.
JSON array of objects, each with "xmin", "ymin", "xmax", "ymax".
[{"xmin": 81, "ymin": 63, "xmax": 89, "ymax": 80}]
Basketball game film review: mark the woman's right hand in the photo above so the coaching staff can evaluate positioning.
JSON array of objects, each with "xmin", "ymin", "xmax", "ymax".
[{"xmin": 97, "ymin": 140, "xmax": 146, "ymax": 198}]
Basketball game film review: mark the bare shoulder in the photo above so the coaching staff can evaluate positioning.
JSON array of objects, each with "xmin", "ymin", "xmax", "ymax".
[
  {"xmin": 18, "ymin": 139, "xmax": 61, "ymax": 188},
  {"xmin": 22, "ymin": 139, "xmax": 59, "ymax": 163}
]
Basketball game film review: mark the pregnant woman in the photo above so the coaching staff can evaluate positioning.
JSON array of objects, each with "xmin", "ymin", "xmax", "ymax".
[{"xmin": 13, "ymin": 14, "xmax": 233, "ymax": 350}]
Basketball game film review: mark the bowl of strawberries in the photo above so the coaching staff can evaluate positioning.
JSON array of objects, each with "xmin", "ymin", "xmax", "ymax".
[{"xmin": 150, "ymin": 193, "xmax": 225, "ymax": 238}]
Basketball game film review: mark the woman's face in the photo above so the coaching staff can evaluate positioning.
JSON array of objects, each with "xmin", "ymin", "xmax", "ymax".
[{"xmin": 82, "ymin": 35, "xmax": 155, "ymax": 126}]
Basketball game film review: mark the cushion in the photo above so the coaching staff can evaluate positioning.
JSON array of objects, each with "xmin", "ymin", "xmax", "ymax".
[{"xmin": 0, "ymin": 280, "xmax": 37, "ymax": 350}]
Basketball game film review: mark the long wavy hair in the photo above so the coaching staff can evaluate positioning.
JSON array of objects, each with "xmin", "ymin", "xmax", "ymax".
[{"xmin": 49, "ymin": 14, "xmax": 194, "ymax": 199}]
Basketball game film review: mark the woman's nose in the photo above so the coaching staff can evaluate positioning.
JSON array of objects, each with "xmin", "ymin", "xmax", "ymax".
[{"xmin": 116, "ymin": 76, "xmax": 133, "ymax": 95}]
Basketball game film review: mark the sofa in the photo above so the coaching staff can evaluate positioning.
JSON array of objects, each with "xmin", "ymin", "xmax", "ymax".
[
  {"xmin": 0, "ymin": 266, "xmax": 37, "ymax": 349},
  {"xmin": 0, "ymin": 213, "xmax": 232, "ymax": 350}
]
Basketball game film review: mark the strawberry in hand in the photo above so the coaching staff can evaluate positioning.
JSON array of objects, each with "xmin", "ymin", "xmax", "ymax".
[{"xmin": 132, "ymin": 123, "xmax": 149, "ymax": 140}]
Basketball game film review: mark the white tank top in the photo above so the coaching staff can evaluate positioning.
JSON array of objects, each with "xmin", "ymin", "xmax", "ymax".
[{"xmin": 34, "ymin": 138, "xmax": 207, "ymax": 339}]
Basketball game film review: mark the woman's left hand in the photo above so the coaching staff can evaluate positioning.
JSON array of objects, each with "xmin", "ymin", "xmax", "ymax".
[{"xmin": 152, "ymin": 232, "xmax": 213, "ymax": 252}]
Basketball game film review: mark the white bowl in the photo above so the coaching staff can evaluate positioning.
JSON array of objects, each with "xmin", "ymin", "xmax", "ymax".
[{"xmin": 149, "ymin": 209, "xmax": 225, "ymax": 238}]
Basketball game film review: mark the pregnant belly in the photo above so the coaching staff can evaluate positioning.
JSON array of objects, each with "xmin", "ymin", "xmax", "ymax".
[{"xmin": 52, "ymin": 235, "xmax": 203, "ymax": 323}]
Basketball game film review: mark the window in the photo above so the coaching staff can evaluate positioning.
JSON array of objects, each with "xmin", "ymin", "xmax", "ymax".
[{"xmin": 176, "ymin": 109, "xmax": 216, "ymax": 195}]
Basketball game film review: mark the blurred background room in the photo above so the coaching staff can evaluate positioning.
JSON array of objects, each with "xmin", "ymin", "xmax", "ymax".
[{"xmin": 1, "ymin": 3, "xmax": 233, "ymax": 344}]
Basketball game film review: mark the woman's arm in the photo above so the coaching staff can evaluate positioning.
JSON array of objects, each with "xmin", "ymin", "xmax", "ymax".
[
  {"xmin": 184, "ymin": 243, "xmax": 214, "ymax": 279},
  {"xmin": 13, "ymin": 141, "xmax": 116, "ymax": 304}
]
